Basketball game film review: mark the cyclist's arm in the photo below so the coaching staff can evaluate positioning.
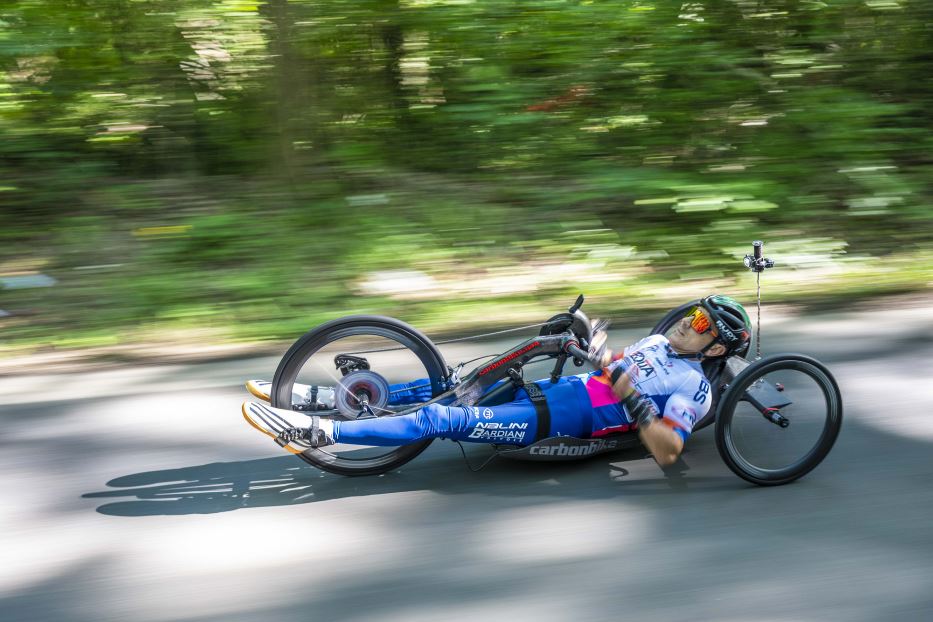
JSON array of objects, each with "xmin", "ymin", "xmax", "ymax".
[
  {"xmin": 638, "ymin": 419, "xmax": 684, "ymax": 467},
  {"xmin": 612, "ymin": 370, "xmax": 710, "ymax": 467},
  {"xmin": 643, "ymin": 376, "xmax": 711, "ymax": 465}
]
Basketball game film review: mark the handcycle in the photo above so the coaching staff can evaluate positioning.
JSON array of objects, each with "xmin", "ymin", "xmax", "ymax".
[{"xmin": 256, "ymin": 241, "xmax": 842, "ymax": 485}]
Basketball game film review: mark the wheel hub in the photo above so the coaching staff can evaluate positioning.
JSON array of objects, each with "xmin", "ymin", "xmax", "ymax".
[{"xmin": 335, "ymin": 370, "xmax": 390, "ymax": 418}]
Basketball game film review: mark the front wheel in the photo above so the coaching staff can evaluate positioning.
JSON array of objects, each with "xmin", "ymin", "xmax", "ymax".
[
  {"xmin": 271, "ymin": 315, "xmax": 449, "ymax": 476},
  {"xmin": 715, "ymin": 354, "xmax": 843, "ymax": 486}
]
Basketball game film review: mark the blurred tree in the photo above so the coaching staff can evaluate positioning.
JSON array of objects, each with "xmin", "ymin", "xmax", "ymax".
[{"xmin": 1, "ymin": 0, "xmax": 930, "ymax": 347}]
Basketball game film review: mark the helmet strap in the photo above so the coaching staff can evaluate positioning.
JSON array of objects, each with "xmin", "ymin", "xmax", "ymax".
[
  {"xmin": 666, "ymin": 343, "xmax": 707, "ymax": 361},
  {"xmin": 699, "ymin": 340, "xmax": 719, "ymax": 360}
]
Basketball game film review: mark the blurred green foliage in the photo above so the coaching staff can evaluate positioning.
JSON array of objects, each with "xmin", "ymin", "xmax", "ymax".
[{"xmin": 1, "ymin": 0, "xmax": 932, "ymax": 353}]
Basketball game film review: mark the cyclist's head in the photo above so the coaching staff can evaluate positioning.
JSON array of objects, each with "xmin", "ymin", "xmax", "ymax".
[{"xmin": 672, "ymin": 295, "xmax": 751, "ymax": 358}]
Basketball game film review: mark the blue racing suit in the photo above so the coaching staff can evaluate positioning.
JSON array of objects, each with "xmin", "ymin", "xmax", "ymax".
[
  {"xmin": 332, "ymin": 334, "xmax": 712, "ymax": 447},
  {"xmin": 333, "ymin": 375, "xmax": 592, "ymax": 446}
]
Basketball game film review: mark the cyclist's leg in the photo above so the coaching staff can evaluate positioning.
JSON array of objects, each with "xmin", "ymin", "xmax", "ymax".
[
  {"xmin": 387, "ymin": 379, "xmax": 434, "ymax": 405},
  {"xmin": 333, "ymin": 400, "xmax": 539, "ymax": 447},
  {"xmin": 537, "ymin": 375, "xmax": 594, "ymax": 438},
  {"xmin": 335, "ymin": 377, "xmax": 590, "ymax": 446},
  {"xmin": 388, "ymin": 378, "xmax": 515, "ymax": 406}
]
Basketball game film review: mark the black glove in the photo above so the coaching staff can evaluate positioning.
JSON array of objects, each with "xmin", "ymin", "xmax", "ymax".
[{"xmin": 621, "ymin": 391, "xmax": 660, "ymax": 429}]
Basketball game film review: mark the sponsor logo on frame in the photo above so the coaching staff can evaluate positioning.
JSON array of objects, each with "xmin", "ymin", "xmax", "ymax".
[
  {"xmin": 528, "ymin": 439, "xmax": 619, "ymax": 457},
  {"xmin": 478, "ymin": 341, "xmax": 541, "ymax": 376}
]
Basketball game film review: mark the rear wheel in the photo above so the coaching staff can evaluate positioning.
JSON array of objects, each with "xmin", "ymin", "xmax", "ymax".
[
  {"xmin": 715, "ymin": 354, "xmax": 842, "ymax": 486},
  {"xmin": 271, "ymin": 316, "xmax": 449, "ymax": 476}
]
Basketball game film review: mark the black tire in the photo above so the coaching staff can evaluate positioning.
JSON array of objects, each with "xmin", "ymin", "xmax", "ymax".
[
  {"xmin": 271, "ymin": 315, "xmax": 449, "ymax": 476},
  {"xmin": 715, "ymin": 354, "xmax": 842, "ymax": 486}
]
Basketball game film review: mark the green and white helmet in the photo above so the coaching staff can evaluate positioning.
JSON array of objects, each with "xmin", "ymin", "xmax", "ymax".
[{"xmin": 700, "ymin": 295, "xmax": 752, "ymax": 356}]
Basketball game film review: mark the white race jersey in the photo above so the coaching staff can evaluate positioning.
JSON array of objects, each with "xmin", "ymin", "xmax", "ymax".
[{"xmin": 581, "ymin": 334, "xmax": 713, "ymax": 441}]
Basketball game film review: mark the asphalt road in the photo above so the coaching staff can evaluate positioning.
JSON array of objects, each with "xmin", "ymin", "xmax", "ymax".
[{"xmin": 2, "ymin": 299, "xmax": 933, "ymax": 621}]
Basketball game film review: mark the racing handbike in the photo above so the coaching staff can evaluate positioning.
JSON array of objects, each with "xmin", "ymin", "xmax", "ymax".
[{"xmin": 252, "ymin": 241, "xmax": 842, "ymax": 485}]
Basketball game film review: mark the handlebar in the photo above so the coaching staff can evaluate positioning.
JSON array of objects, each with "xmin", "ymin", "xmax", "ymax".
[{"xmin": 565, "ymin": 340, "xmax": 592, "ymax": 365}]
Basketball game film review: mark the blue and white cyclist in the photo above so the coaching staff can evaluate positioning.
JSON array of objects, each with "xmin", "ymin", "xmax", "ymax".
[{"xmin": 242, "ymin": 295, "xmax": 752, "ymax": 467}]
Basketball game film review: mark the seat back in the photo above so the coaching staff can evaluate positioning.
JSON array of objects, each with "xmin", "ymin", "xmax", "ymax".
[{"xmin": 693, "ymin": 354, "xmax": 749, "ymax": 431}]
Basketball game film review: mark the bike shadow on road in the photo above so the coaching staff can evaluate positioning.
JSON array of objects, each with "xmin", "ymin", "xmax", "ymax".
[{"xmin": 81, "ymin": 437, "xmax": 739, "ymax": 517}]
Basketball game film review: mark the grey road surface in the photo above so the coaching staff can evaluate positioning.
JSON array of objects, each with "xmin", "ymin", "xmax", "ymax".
[{"xmin": 2, "ymin": 300, "xmax": 932, "ymax": 621}]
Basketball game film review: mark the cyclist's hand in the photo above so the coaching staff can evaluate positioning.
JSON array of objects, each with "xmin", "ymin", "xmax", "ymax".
[
  {"xmin": 588, "ymin": 319, "xmax": 612, "ymax": 368},
  {"xmin": 610, "ymin": 365, "xmax": 636, "ymax": 400}
]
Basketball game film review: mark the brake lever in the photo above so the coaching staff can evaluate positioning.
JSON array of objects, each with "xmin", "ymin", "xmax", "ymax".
[
  {"xmin": 550, "ymin": 333, "xmax": 588, "ymax": 381},
  {"xmin": 569, "ymin": 294, "xmax": 585, "ymax": 314},
  {"xmin": 550, "ymin": 352, "xmax": 568, "ymax": 383}
]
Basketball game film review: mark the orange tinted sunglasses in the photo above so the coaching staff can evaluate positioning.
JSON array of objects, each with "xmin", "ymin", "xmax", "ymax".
[{"xmin": 685, "ymin": 306, "xmax": 717, "ymax": 335}]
